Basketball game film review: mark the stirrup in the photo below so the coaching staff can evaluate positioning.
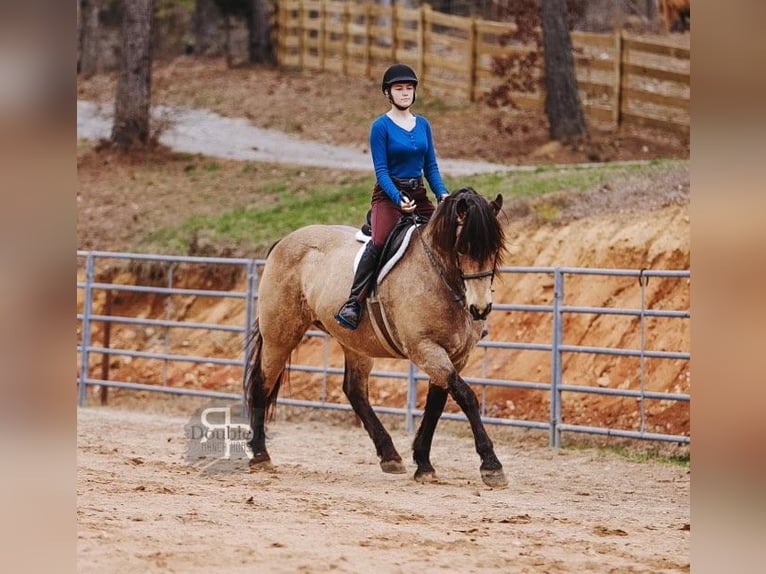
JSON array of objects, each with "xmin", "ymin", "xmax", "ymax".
[
  {"xmin": 335, "ymin": 312, "xmax": 359, "ymax": 330},
  {"xmin": 335, "ymin": 300, "xmax": 361, "ymax": 330}
]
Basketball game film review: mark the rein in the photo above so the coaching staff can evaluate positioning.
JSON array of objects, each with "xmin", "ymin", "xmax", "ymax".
[{"xmin": 417, "ymin": 227, "xmax": 465, "ymax": 304}]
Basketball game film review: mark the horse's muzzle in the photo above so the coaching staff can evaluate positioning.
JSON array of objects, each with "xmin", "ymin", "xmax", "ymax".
[{"xmin": 469, "ymin": 303, "xmax": 492, "ymax": 321}]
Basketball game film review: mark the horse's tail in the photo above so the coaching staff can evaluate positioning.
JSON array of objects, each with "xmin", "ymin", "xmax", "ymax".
[{"xmin": 244, "ymin": 318, "xmax": 289, "ymax": 425}]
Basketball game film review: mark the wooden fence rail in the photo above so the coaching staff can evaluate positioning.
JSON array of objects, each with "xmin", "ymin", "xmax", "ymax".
[{"xmin": 276, "ymin": 0, "xmax": 689, "ymax": 135}]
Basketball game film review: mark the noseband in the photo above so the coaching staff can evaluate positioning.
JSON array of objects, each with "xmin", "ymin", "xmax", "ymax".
[
  {"xmin": 461, "ymin": 268, "xmax": 496, "ymax": 282},
  {"xmin": 457, "ymin": 253, "xmax": 497, "ymax": 286}
]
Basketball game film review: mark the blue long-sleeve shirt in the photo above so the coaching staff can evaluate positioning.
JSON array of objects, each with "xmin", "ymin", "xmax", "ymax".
[{"xmin": 369, "ymin": 114, "xmax": 449, "ymax": 204}]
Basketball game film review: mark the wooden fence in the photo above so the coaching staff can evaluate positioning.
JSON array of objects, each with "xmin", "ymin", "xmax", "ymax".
[{"xmin": 275, "ymin": 1, "xmax": 690, "ymax": 135}]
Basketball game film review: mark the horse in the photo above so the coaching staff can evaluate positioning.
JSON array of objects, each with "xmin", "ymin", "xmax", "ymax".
[{"xmin": 245, "ymin": 187, "xmax": 509, "ymax": 488}]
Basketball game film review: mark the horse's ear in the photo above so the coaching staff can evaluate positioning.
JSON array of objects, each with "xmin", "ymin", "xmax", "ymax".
[{"xmin": 491, "ymin": 194, "xmax": 503, "ymax": 215}]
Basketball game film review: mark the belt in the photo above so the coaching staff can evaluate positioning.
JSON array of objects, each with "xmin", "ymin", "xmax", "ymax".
[{"xmin": 392, "ymin": 177, "xmax": 423, "ymax": 191}]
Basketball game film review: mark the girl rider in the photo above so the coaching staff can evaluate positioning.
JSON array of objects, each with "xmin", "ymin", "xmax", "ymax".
[{"xmin": 335, "ymin": 63, "xmax": 450, "ymax": 330}]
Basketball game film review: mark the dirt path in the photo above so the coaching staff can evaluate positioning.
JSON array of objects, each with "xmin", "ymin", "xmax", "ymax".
[
  {"xmin": 78, "ymin": 407, "xmax": 689, "ymax": 573},
  {"xmin": 76, "ymin": 100, "xmax": 633, "ymax": 176}
]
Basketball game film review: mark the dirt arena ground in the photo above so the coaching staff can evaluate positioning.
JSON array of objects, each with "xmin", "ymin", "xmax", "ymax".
[{"xmin": 77, "ymin": 406, "xmax": 689, "ymax": 573}]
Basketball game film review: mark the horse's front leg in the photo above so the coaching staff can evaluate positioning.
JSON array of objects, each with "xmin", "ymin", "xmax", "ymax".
[
  {"xmin": 341, "ymin": 348, "xmax": 406, "ymax": 474},
  {"xmin": 410, "ymin": 345, "xmax": 507, "ymax": 488},
  {"xmin": 412, "ymin": 383, "xmax": 448, "ymax": 483},
  {"xmin": 447, "ymin": 372, "xmax": 508, "ymax": 488}
]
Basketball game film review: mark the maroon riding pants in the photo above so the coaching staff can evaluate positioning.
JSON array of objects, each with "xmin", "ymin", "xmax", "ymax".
[{"xmin": 370, "ymin": 183, "xmax": 435, "ymax": 248}]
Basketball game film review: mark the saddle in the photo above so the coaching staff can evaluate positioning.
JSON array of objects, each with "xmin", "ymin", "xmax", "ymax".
[
  {"xmin": 354, "ymin": 212, "xmax": 427, "ymax": 285},
  {"xmin": 354, "ymin": 213, "xmax": 427, "ymax": 358}
]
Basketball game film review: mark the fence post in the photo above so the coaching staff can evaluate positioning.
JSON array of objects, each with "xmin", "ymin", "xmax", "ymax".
[
  {"xmin": 391, "ymin": 3, "xmax": 398, "ymax": 62},
  {"xmin": 297, "ymin": 0, "xmax": 305, "ymax": 69},
  {"xmin": 638, "ymin": 269, "xmax": 648, "ymax": 435},
  {"xmin": 613, "ymin": 30, "xmax": 623, "ymax": 127},
  {"xmin": 242, "ymin": 259, "xmax": 257, "ymax": 413},
  {"xmin": 78, "ymin": 253, "xmax": 96, "ymax": 407},
  {"xmin": 418, "ymin": 3, "xmax": 428, "ymax": 84},
  {"xmin": 406, "ymin": 362, "xmax": 417, "ymax": 433},
  {"xmin": 549, "ymin": 268, "xmax": 564, "ymax": 448},
  {"xmin": 364, "ymin": 2, "xmax": 372, "ymax": 79},
  {"xmin": 275, "ymin": 2, "xmax": 283, "ymax": 66},
  {"xmin": 162, "ymin": 262, "xmax": 175, "ymax": 388},
  {"xmin": 319, "ymin": 0, "xmax": 326, "ymax": 71},
  {"xmin": 342, "ymin": 2, "xmax": 350, "ymax": 76},
  {"xmin": 100, "ymin": 280, "xmax": 113, "ymax": 405},
  {"xmin": 468, "ymin": 16, "xmax": 477, "ymax": 102}
]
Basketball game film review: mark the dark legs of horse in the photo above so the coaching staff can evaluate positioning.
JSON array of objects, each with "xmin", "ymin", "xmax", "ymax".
[
  {"xmin": 412, "ymin": 384, "xmax": 448, "ymax": 483},
  {"xmin": 245, "ymin": 319, "xmax": 294, "ymax": 471},
  {"xmin": 342, "ymin": 350, "xmax": 406, "ymax": 474},
  {"xmin": 447, "ymin": 372, "xmax": 508, "ymax": 488},
  {"xmin": 245, "ymin": 337, "xmax": 274, "ymax": 469},
  {"xmin": 335, "ymin": 241, "xmax": 381, "ymax": 330},
  {"xmin": 247, "ymin": 388, "xmax": 270, "ymax": 467}
]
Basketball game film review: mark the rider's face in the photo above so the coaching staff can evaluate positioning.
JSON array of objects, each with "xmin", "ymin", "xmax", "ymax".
[{"xmin": 389, "ymin": 82, "xmax": 415, "ymax": 105}]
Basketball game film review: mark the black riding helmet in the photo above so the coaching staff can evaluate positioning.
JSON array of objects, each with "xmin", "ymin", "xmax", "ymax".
[{"xmin": 381, "ymin": 63, "xmax": 418, "ymax": 108}]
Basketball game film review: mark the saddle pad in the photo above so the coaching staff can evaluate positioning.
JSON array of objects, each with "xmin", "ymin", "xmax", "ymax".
[
  {"xmin": 376, "ymin": 224, "xmax": 418, "ymax": 284},
  {"xmin": 352, "ymin": 223, "xmax": 418, "ymax": 285},
  {"xmin": 353, "ymin": 236, "xmax": 371, "ymax": 270}
]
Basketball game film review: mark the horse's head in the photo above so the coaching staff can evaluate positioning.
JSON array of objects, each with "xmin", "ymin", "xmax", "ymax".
[{"xmin": 429, "ymin": 187, "xmax": 506, "ymax": 320}]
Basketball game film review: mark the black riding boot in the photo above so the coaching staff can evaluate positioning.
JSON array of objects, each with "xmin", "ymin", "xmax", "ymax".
[{"xmin": 335, "ymin": 242, "xmax": 381, "ymax": 330}]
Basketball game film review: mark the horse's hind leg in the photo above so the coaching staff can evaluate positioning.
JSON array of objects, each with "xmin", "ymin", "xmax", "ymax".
[
  {"xmin": 341, "ymin": 348, "xmax": 406, "ymax": 474},
  {"xmin": 245, "ymin": 325, "xmax": 277, "ymax": 470},
  {"xmin": 246, "ymin": 316, "xmax": 308, "ymax": 470},
  {"xmin": 412, "ymin": 383, "xmax": 448, "ymax": 483},
  {"xmin": 246, "ymin": 359, "xmax": 273, "ymax": 470}
]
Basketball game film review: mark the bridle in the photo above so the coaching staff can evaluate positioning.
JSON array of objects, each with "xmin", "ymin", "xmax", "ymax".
[
  {"xmin": 454, "ymin": 217, "xmax": 498, "ymax": 284},
  {"xmin": 460, "ymin": 266, "xmax": 496, "ymax": 282},
  {"xmin": 417, "ymin": 225, "xmax": 497, "ymax": 306}
]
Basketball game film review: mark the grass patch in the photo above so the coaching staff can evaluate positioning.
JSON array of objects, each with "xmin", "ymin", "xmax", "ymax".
[
  {"xmin": 123, "ymin": 157, "xmax": 686, "ymax": 256},
  {"xmin": 604, "ymin": 445, "xmax": 690, "ymax": 467},
  {"xmin": 137, "ymin": 177, "xmax": 374, "ymax": 255},
  {"xmin": 464, "ymin": 159, "xmax": 685, "ymax": 200},
  {"xmin": 566, "ymin": 441, "xmax": 690, "ymax": 467}
]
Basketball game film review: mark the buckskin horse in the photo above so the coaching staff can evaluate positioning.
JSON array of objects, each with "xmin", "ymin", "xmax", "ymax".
[{"xmin": 245, "ymin": 187, "xmax": 508, "ymax": 487}]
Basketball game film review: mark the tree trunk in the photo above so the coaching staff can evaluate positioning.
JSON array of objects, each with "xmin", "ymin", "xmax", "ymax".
[
  {"xmin": 111, "ymin": 0, "xmax": 155, "ymax": 149},
  {"xmin": 193, "ymin": 0, "xmax": 223, "ymax": 56},
  {"xmin": 540, "ymin": 0, "xmax": 587, "ymax": 142},
  {"xmin": 224, "ymin": 14, "xmax": 233, "ymax": 68},
  {"xmin": 248, "ymin": 0, "xmax": 275, "ymax": 65},
  {"xmin": 79, "ymin": 0, "xmax": 101, "ymax": 77}
]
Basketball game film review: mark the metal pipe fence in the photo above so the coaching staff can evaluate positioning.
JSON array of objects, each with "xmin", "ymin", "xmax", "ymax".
[{"xmin": 77, "ymin": 251, "xmax": 690, "ymax": 446}]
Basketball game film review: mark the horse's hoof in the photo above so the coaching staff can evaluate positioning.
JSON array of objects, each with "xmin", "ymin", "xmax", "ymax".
[
  {"xmin": 380, "ymin": 459, "xmax": 407, "ymax": 474},
  {"xmin": 414, "ymin": 470, "xmax": 438, "ymax": 483},
  {"xmin": 481, "ymin": 468, "xmax": 508, "ymax": 488},
  {"xmin": 249, "ymin": 453, "xmax": 274, "ymax": 472}
]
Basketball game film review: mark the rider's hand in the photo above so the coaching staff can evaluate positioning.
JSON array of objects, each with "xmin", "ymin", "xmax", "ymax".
[{"xmin": 400, "ymin": 197, "xmax": 416, "ymax": 213}]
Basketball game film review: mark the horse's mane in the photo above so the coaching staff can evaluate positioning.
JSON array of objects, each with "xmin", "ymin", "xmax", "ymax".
[{"xmin": 428, "ymin": 187, "xmax": 506, "ymax": 267}]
